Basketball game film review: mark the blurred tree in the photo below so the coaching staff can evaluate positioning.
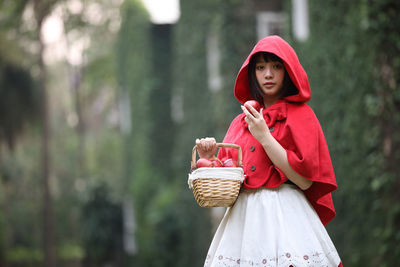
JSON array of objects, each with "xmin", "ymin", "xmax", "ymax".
[
  {"xmin": 31, "ymin": 1, "xmax": 61, "ymax": 266},
  {"xmin": 367, "ymin": 0, "xmax": 400, "ymax": 263},
  {"xmin": 0, "ymin": 0, "xmax": 42, "ymax": 266},
  {"xmin": 1, "ymin": 0, "xmax": 124, "ymax": 266},
  {"xmin": 50, "ymin": 0, "xmax": 125, "ymax": 264},
  {"xmin": 116, "ymin": 0, "xmax": 153, "ymax": 264},
  {"xmin": 0, "ymin": 2, "xmax": 40, "ymax": 155},
  {"xmin": 0, "ymin": 2, "xmax": 40, "ymax": 150},
  {"xmin": 148, "ymin": 23, "xmax": 175, "ymax": 179},
  {"xmin": 81, "ymin": 183, "xmax": 123, "ymax": 267},
  {"xmin": 0, "ymin": 56, "xmax": 39, "ymax": 150}
]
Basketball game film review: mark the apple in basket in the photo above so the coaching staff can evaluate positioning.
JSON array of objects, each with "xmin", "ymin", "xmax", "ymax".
[
  {"xmin": 211, "ymin": 158, "xmax": 223, "ymax": 167},
  {"xmin": 196, "ymin": 158, "xmax": 224, "ymax": 168},
  {"xmin": 196, "ymin": 158, "xmax": 213, "ymax": 168},
  {"xmin": 244, "ymin": 100, "xmax": 261, "ymax": 112},
  {"xmin": 223, "ymin": 158, "xmax": 238, "ymax": 168}
]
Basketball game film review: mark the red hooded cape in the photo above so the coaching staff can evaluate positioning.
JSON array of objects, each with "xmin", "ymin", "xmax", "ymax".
[{"xmin": 218, "ymin": 35, "xmax": 338, "ymax": 226}]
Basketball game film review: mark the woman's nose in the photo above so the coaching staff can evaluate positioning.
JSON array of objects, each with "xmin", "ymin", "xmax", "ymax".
[{"xmin": 264, "ymin": 66, "xmax": 273, "ymax": 79}]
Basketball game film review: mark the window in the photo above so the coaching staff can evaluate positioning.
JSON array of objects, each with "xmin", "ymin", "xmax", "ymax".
[
  {"xmin": 256, "ymin": 12, "xmax": 286, "ymax": 40},
  {"xmin": 292, "ymin": 0, "xmax": 309, "ymax": 41}
]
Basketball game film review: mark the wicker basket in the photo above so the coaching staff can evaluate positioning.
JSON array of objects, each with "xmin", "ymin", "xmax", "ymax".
[{"xmin": 188, "ymin": 143, "xmax": 244, "ymax": 207}]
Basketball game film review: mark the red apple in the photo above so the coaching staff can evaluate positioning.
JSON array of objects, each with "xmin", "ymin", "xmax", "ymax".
[
  {"xmin": 223, "ymin": 158, "xmax": 238, "ymax": 167},
  {"xmin": 244, "ymin": 100, "xmax": 261, "ymax": 112},
  {"xmin": 196, "ymin": 158, "xmax": 213, "ymax": 168},
  {"xmin": 211, "ymin": 158, "xmax": 223, "ymax": 167}
]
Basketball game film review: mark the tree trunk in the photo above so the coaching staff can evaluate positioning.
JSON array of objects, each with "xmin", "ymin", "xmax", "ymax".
[
  {"xmin": 71, "ymin": 65, "xmax": 86, "ymax": 171},
  {"xmin": 34, "ymin": 1, "xmax": 57, "ymax": 265},
  {"xmin": 39, "ymin": 38, "xmax": 56, "ymax": 267}
]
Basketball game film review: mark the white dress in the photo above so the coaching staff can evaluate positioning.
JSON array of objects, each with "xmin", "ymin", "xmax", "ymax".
[{"xmin": 204, "ymin": 184, "xmax": 341, "ymax": 267}]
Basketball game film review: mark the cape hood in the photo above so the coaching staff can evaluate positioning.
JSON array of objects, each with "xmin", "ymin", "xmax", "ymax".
[{"xmin": 234, "ymin": 35, "xmax": 311, "ymax": 104}]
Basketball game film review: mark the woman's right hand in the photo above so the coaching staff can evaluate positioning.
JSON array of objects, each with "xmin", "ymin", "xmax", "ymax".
[{"xmin": 196, "ymin": 137, "xmax": 217, "ymax": 160}]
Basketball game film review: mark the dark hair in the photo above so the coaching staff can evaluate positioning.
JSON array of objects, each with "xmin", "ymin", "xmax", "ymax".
[{"xmin": 248, "ymin": 52, "xmax": 298, "ymax": 103}]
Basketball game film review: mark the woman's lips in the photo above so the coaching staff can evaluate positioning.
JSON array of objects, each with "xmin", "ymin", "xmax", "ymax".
[{"xmin": 264, "ymin": 82, "xmax": 275, "ymax": 88}]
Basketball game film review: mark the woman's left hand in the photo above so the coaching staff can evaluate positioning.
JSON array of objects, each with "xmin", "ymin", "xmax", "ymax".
[{"xmin": 241, "ymin": 103, "xmax": 271, "ymax": 144}]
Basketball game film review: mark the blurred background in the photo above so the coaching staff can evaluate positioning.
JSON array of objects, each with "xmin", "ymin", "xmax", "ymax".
[{"xmin": 0, "ymin": 0, "xmax": 399, "ymax": 266}]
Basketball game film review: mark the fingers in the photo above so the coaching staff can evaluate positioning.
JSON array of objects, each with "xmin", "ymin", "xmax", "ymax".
[
  {"xmin": 241, "ymin": 106, "xmax": 252, "ymax": 126},
  {"xmin": 196, "ymin": 137, "xmax": 217, "ymax": 159},
  {"xmin": 241, "ymin": 106, "xmax": 254, "ymax": 125},
  {"xmin": 242, "ymin": 105, "xmax": 266, "ymax": 133},
  {"xmin": 242, "ymin": 104, "xmax": 262, "ymax": 119},
  {"xmin": 196, "ymin": 137, "xmax": 216, "ymax": 151},
  {"xmin": 241, "ymin": 105, "xmax": 262, "ymax": 124}
]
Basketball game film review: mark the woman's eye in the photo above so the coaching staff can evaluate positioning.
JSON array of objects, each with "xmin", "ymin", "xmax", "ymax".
[
  {"xmin": 256, "ymin": 65, "xmax": 264, "ymax": 70},
  {"xmin": 273, "ymin": 63, "xmax": 283, "ymax": 69}
]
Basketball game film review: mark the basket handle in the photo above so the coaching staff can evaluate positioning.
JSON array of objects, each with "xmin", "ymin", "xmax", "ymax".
[{"xmin": 191, "ymin": 143, "xmax": 243, "ymax": 170}]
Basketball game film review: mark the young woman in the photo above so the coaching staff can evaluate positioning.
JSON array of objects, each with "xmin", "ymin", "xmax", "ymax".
[{"xmin": 196, "ymin": 35, "xmax": 342, "ymax": 267}]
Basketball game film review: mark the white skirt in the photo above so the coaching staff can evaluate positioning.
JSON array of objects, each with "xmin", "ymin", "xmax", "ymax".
[{"xmin": 204, "ymin": 184, "xmax": 341, "ymax": 267}]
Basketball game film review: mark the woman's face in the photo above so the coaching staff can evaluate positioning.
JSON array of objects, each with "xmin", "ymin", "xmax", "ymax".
[{"xmin": 255, "ymin": 54, "xmax": 285, "ymax": 103}]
